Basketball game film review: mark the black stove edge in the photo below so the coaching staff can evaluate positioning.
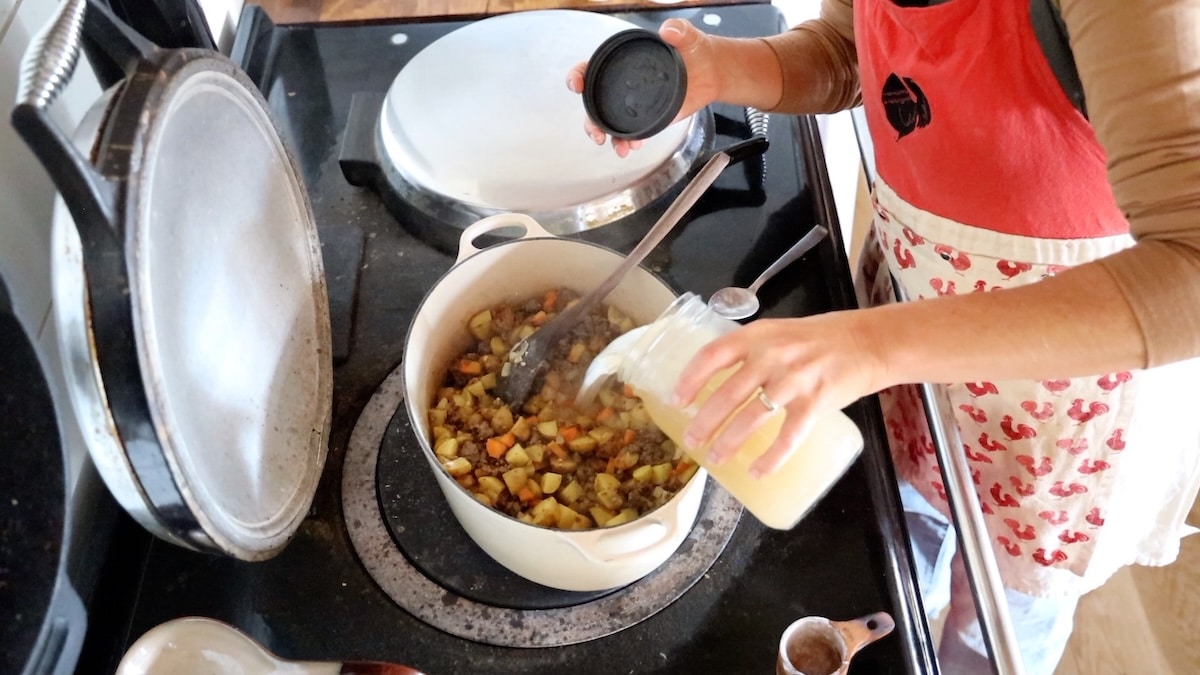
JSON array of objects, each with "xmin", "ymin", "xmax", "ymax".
[{"xmin": 797, "ymin": 114, "xmax": 938, "ymax": 674}]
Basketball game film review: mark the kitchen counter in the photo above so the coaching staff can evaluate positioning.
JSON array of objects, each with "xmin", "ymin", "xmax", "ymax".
[{"xmin": 250, "ymin": 0, "xmax": 769, "ymax": 24}]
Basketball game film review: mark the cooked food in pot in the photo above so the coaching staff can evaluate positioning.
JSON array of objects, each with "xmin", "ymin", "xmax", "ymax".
[{"xmin": 429, "ymin": 288, "xmax": 701, "ymax": 529}]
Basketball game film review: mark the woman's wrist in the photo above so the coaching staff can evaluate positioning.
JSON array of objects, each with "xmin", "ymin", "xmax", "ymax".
[{"xmin": 709, "ymin": 35, "xmax": 785, "ymax": 110}]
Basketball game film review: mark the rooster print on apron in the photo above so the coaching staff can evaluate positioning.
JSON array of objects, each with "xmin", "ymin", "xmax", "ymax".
[{"xmin": 861, "ymin": 182, "xmax": 1136, "ymax": 582}]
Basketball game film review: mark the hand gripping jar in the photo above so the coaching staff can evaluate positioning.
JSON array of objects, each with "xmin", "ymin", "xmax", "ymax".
[{"xmin": 613, "ymin": 292, "xmax": 865, "ymax": 529}]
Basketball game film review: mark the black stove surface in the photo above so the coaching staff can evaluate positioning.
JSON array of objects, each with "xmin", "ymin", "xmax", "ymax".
[{"xmin": 76, "ymin": 4, "xmax": 936, "ymax": 674}]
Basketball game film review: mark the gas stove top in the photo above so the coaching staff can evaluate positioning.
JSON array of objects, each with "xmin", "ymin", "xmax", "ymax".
[{"xmin": 75, "ymin": 4, "xmax": 936, "ymax": 673}]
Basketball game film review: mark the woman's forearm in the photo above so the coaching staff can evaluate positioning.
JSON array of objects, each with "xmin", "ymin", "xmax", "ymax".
[{"xmin": 864, "ymin": 261, "xmax": 1148, "ymax": 390}]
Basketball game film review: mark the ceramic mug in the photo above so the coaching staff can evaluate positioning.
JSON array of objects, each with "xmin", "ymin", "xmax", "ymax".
[{"xmin": 776, "ymin": 611, "xmax": 896, "ymax": 675}]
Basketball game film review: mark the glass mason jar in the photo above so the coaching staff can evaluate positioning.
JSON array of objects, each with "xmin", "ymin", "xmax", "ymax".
[{"xmin": 615, "ymin": 292, "xmax": 864, "ymax": 530}]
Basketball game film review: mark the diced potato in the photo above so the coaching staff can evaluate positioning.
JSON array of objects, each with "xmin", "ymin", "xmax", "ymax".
[
  {"xmin": 541, "ymin": 472, "xmax": 562, "ymax": 494},
  {"xmin": 526, "ymin": 443, "xmax": 546, "ymax": 463},
  {"xmin": 594, "ymin": 473, "xmax": 621, "ymax": 493},
  {"xmin": 555, "ymin": 503, "xmax": 586, "ymax": 529},
  {"xmin": 505, "ymin": 444, "xmax": 531, "ymax": 467},
  {"xmin": 628, "ymin": 408, "xmax": 652, "ymax": 430},
  {"xmin": 603, "ymin": 508, "xmax": 639, "ymax": 528},
  {"xmin": 678, "ymin": 462, "xmax": 700, "ymax": 484},
  {"xmin": 614, "ymin": 449, "xmax": 639, "ymax": 470},
  {"xmin": 537, "ymin": 420, "xmax": 559, "ymax": 438},
  {"xmin": 468, "ymin": 309, "xmax": 493, "ymax": 340},
  {"xmin": 632, "ymin": 465, "xmax": 654, "ymax": 482},
  {"xmin": 606, "ymin": 305, "xmax": 628, "ymax": 326},
  {"xmin": 502, "ymin": 468, "xmax": 530, "ymax": 495},
  {"xmin": 432, "ymin": 425, "xmax": 453, "ymax": 441},
  {"xmin": 491, "ymin": 406, "xmax": 514, "ymax": 434},
  {"xmin": 429, "ymin": 409, "xmax": 447, "ymax": 426},
  {"xmin": 474, "ymin": 493, "xmax": 494, "ymax": 507},
  {"xmin": 510, "ymin": 416, "xmax": 531, "ymax": 442},
  {"xmin": 529, "ymin": 497, "xmax": 559, "ymax": 526},
  {"xmin": 597, "ymin": 491, "xmax": 624, "ymax": 511},
  {"xmin": 465, "ymin": 380, "xmax": 486, "ymax": 399},
  {"xmin": 588, "ymin": 427, "xmax": 616, "ymax": 445},
  {"xmin": 478, "ymin": 476, "xmax": 506, "ymax": 501},
  {"xmin": 489, "ymin": 336, "xmax": 507, "ymax": 356},
  {"xmin": 456, "ymin": 474, "xmax": 476, "ymax": 489},
  {"xmin": 567, "ymin": 342, "xmax": 587, "ymax": 363},
  {"xmin": 651, "ymin": 463, "xmax": 672, "ymax": 485},
  {"xmin": 443, "ymin": 457, "xmax": 472, "ymax": 477},
  {"xmin": 559, "ymin": 479, "xmax": 584, "ymax": 504},
  {"xmin": 479, "ymin": 372, "xmax": 497, "ymax": 390},
  {"xmin": 589, "ymin": 505, "xmax": 617, "ymax": 527},
  {"xmin": 598, "ymin": 389, "xmax": 618, "ymax": 409},
  {"xmin": 517, "ymin": 324, "xmax": 535, "ymax": 340},
  {"xmin": 523, "ymin": 478, "xmax": 543, "ymax": 501},
  {"xmin": 567, "ymin": 436, "xmax": 598, "ymax": 453},
  {"xmin": 549, "ymin": 456, "xmax": 578, "ymax": 473},
  {"xmin": 434, "ymin": 437, "xmax": 459, "ymax": 459}
]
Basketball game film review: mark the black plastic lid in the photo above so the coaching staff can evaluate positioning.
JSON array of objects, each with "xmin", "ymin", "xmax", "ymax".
[{"xmin": 582, "ymin": 29, "xmax": 687, "ymax": 140}]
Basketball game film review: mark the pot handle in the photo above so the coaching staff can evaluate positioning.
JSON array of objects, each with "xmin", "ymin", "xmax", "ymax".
[
  {"xmin": 455, "ymin": 213, "xmax": 557, "ymax": 264},
  {"xmin": 560, "ymin": 514, "xmax": 679, "ymax": 564},
  {"xmin": 832, "ymin": 611, "xmax": 895, "ymax": 660}
]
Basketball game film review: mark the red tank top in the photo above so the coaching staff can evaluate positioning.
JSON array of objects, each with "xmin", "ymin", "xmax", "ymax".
[{"xmin": 854, "ymin": 0, "xmax": 1128, "ymax": 239}]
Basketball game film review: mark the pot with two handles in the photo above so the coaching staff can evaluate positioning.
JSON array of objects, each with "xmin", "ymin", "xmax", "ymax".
[{"xmin": 403, "ymin": 213, "xmax": 708, "ymax": 592}]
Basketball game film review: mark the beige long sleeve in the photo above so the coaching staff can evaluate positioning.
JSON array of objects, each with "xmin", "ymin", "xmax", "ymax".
[{"xmin": 758, "ymin": 0, "xmax": 1200, "ymax": 367}]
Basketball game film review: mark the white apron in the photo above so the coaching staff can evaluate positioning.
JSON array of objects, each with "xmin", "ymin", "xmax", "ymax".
[{"xmin": 859, "ymin": 178, "xmax": 1200, "ymax": 598}]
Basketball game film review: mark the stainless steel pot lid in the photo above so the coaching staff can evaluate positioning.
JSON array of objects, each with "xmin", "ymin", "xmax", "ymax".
[
  {"xmin": 124, "ymin": 54, "xmax": 332, "ymax": 559},
  {"xmin": 13, "ymin": 1, "xmax": 332, "ymax": 561},
  {"xmin": 376, "ymin": 9, "xmax": 709, "ymax": 234}
]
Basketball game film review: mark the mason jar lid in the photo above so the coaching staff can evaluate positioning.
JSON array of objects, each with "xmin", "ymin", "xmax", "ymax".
[{"xmin": 582, "ymin": 28, "xmax": 688, "ymax": 140}]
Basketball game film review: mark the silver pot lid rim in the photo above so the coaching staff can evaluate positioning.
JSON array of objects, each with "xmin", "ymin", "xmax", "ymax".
[
  {"xmin": 102, "ymin": 50, "xmax": 331, "ymax": 560},
  {"xmin": 375, "ymin": 10, "xmax": 707, "ymax": 234}
]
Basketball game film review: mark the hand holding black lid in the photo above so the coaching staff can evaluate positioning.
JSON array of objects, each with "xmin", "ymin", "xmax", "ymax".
[{"xmin": 568, "ymin": 19, "xmax": 725, "ymax": 157}]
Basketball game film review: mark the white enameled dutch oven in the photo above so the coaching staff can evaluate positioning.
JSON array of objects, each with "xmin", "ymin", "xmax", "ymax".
[{"xmin": 403, "ymin": 213, "xmax": 708, "ymax": 592}]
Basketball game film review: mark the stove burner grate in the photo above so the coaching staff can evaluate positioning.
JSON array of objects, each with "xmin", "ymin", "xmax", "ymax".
[{"xmin": 343, "ymin": 363, "xmax": 742, "ymax": 647}]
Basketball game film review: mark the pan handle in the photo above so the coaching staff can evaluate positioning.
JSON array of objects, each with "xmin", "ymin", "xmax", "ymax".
[{"xmin": 9, "ymin": 0, "xmax": 156, "ymax": 245}]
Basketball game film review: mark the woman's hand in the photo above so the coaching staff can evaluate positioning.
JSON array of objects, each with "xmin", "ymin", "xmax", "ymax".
[
  {"xmin": 673, "ymin": 311, "xmax": 887, "ymax": 478},
  {"xmin": 566, "ymin": 18, "xmax": 726, "ymax": 157}
]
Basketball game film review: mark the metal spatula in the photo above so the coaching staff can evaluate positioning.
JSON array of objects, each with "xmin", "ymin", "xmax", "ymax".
[{"xmin": 495, "ymin": 138, "xmax": 764, "ymax": 410}]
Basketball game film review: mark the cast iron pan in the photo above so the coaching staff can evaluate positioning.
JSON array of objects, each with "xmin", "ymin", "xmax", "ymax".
[{"xmin": 0, "ymin": 276, "xmax": 86, "ymax": 674}]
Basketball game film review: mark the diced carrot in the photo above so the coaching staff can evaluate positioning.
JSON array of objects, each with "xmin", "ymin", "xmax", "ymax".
[
  {"xmin": 518, "ymin": 487, "xmax": 537, "ymax": 503},
  {"xmin": 547, "ymin": 441, "xmax": 568, "ymax": 459},
  {"xmin": 560, "ymin": 425, "xmax": 580, "ymax": 442},
  {"xmin": 596, "ymin": 406, "xmax": 615, "ymax": 423},
  {"xmin": 673, "ymin": 459, "xmax": 694, "ymax": 476},
  {"xmin": 529, "ymin": 310, "xmax": 548, "ymax": 326},
  {"xmin": 500, "ymin": 431, "xmax": 516, "ymax": 448},
  {"xmin": 623, "ymin": 384, "xmax": 635, "ymax": 398},
  {"xmin": 622, "ymin": 429, "xmax": 637, "ymax": 445},
  {"xmin": 542, "ymin": 289, "xmax": 558, "ymax": 312},
  {"xmin": 605, "ymin": 457, "xmax": 618, "ymax": 474},
  {"xmin": 458, "ymin": 359, "xmax": 482, "ymax": 375},
  {"xmin": 486, "ymin": 438, "xmax": 508, "ymax": 459}
]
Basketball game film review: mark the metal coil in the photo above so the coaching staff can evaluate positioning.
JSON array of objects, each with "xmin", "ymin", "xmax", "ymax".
[
  {"xmin": 17, "ymin": 0, "xmax": 86, "ymax": 109},
  {"xmin": 745, "ymin": 106, "xmax": 770, "ymax": 139}
]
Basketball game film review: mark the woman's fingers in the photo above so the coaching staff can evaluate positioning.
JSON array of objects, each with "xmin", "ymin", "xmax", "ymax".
[
  {"xmin": 749, "ymin": 406, "xmax": 817, "ymax": 478},
  {"xmin": 673, "ymin": 330, "xmax": 757, "ymax": 407},
  {"xmin": 659, "ymin": 18, "xmax": 700, "ymax": 53},
  {"xmin": 683, "ymin": 355, "xmax": 770, "ymax": 453},
  {"xmin": 566, "ymin": 61, "xmax": 587, "ymax": 93}
]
